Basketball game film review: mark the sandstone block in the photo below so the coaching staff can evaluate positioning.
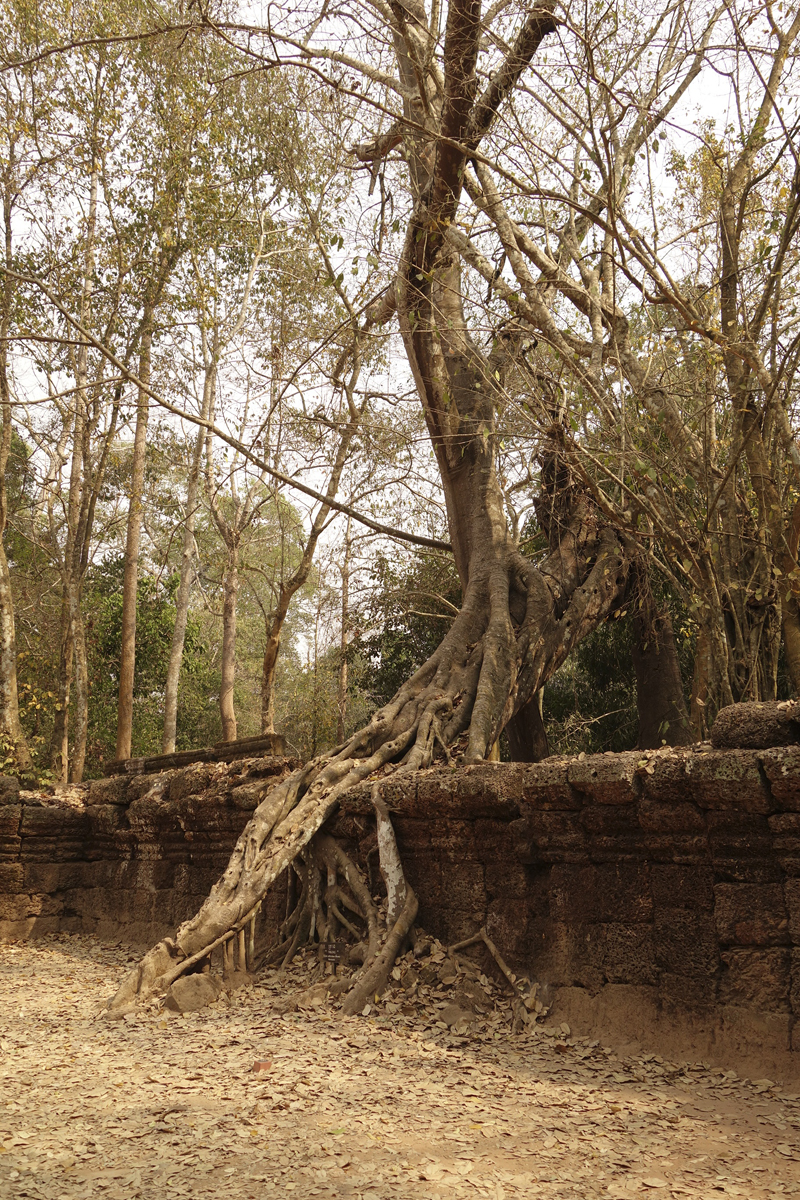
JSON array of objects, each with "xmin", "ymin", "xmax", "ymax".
[
  {"xmin": 659, "ymin": 971, "xmax": 717, "ymax": 1008},
  {"xmin": 427, "ymin": 819, "xmax": 479, "ymax": 863},
  {"xmin": 719, "ymin": 948, "xmax": 791, "ymax": 1012},
  {"xmin": 519, "ymin": 760, "xmax": 581, "ymax": 809},
  {"xmin": 714, "ymin": 882, "xmax": 788, "ymax": 946},
  {"xmin": 711, "ymin": 701, "xmax": 800, "ymax": 749},
  {"xmin": 653, "ymin": 910, "xmax": 718, "ymax": 976},
  {"xmin": 791, "ymin": 949, "xmax": 800, "ymax": 1014},
  {"xmin": 164, "ymin": 973, "xmax": 223, "ymax": 1012},
  {"xmin": 568, "ymin": 752, "xmax": 641, "ymax": 805},
  {"xmin": 229, "ymin": 781, "xmax": 268, "ymax": 809},
  {"xmin": 415, "ymin": 767, "xmax": 520, "ymax": 820},
  {"xmin": 785, "ymin": 879, "xmax": 800, "ymax": 943},
  {"xmin": 0, "ymin": 862, "xmax": 23, "ymax": 891},
  {"xmin": 587, "ymin": 922, "xmax": 658, "ymax": 986},
  {"xmin": 509, "ymin": 812, "xmax": 585, "ymax": 863},
  {"xmin": 550, "ymin": 862, "xmax": 652, "ymax": 924},
  {"xmin": 650, "ymin": 864, "xmax": 714, "ymax": 910},
  {"xmin": 0, "ymin": 804, "xmax": 21, "ymax": 857},
  {"xmin": 20, "ymin": 804, "xmax": 89, "ymax": 839},
  {"xmin": 484, "ymin": 860, "xmax": 528, "ymax": 900},
  {"xmin": 642, "ymin": 750, "xmax": 769, "ymax": 811},
  {"xmin": 760, "ymin": 746, "xmax": 800, "ymax": 809},
  {"xmin": 711, "ymin": 857, "xmax": 782, "ymax": 884},
  {"xmin": 637, "ymin": 797, "xmax": 705, "ymax": 834},
  {"xmin": 444, "ymin": 862, "xmax": 485, "ymax": 909},
  {"xmin": 580, "ymin": 804, "xmax": 642, "ymax": 838},
  {"xmin": 86, "ymin": 777, "xmax": 129, "ymax": 806}
]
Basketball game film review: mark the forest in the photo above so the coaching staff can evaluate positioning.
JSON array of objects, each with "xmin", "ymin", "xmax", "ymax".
[{"xmin": 0, "ymin": 0, "xmax": 798, "ymax": 793}]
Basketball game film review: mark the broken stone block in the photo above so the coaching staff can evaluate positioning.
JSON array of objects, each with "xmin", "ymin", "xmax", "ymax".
[
  {"xmin": 711, "ymin": 701, "xmax": 800, "ymax": 750},
  {"xmin": 164, "ymin": 973, "xmax": 223, "ymax": 1012}
]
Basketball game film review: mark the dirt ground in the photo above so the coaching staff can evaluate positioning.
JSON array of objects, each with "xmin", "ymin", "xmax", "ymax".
[{"xmin": 1, "ymin": 935, "xmax": 800, "ymax": 1200}]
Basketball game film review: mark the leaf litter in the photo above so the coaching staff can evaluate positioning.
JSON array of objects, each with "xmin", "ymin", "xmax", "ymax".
[{"xmin": 1, "ymin": 933, "xmax": 800, "ymax": 1199}]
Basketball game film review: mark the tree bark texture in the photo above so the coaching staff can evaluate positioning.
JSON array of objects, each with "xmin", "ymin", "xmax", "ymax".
[
  {"xmin": 219, "ymin": 540, "xmax": 239, "ymax": 743},
  {"xmin": 162, "ymin": 382, "xmax": 213, "ymax": 753},
  {"xmin": 632, "ymin": 610, "xmax": 691, "ymax": 749},
  {"xmin": 115, "ymin": 323, "xmax": 152, "ymax": 761},
  {"xmin": 0, "ymin": 178, "xmax": 31, "ymax": 771}
]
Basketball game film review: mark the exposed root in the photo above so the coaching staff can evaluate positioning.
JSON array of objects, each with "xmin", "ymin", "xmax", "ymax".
[
  {"xmin": 261, "ymin": 788, "xmax": 418, "ymax": 1016},
  {"xmin": 107, "ymin": 501, "xmax": 635, "ymax": 1016}
]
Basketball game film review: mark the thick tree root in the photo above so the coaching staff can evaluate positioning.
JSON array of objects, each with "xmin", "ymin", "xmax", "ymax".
[
  {"xmin": 107, "ymin": 783, "xmax": 417, "ymax": 1016},
  {"xmin": 255, "ymin": 786, "xmax": 418, "ymax": 1016},
  {"xmin": 106, "ymin": 495, "xmax": 634, "ymax": 1016}
]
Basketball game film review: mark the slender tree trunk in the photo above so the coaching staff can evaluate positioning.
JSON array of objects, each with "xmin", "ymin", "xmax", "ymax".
[
  {"xmin": 336, "ymin": 520, "xmax": 352, "ymax": 742},
  {"xmin": 260, "ymin": 621, "xmax": 282, "ymax": 735},
  {"xmin": 49, "ymin": 157, "xmax": 99, "ymax": 778},
  {"xmin": 162, "ymin": 369, "xmax": 215, "ymax": 752},
  {"xmin": 219, "ymin": 540, "xmax": 239, "ymax": 742},
  {"xmin": 115, "ymin": 321, "xmax": 153, "ymax": 761},
  {"xmin": 0, "ymin": 178, "xmax": 31, "ymax": 772},
  {"xmin": 49, "ymin": 594, "xmax": 74, "ymax": 780},
  {"xmin": 0, "ymin": 541, "xmax": 31, "ymax": 771},
  {"xmin": 260, "ymin": 357, "xmax": 368, "ymax": 733},
  {"xmin": 69, "ymin": 609, "xmax": 89, "ymax": 782}
]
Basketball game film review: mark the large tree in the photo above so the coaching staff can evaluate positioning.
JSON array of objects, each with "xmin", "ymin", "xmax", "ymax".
[
  {"xmin": 11, "ymin": 0, "xmax": 782, "ymax": 1011},
  {"xmin": 108, "ymin": 0, "xmax": 651, "ymax": 1011}
]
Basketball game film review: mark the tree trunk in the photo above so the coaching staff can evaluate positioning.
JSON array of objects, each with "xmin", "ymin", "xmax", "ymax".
[
  {"xmin": 69, "ymin": 609, "xmax": 89, "ymax": 783},
  {"xmin": 49, "ymin": 592, "xmax": 74, "ymax": 782},
  {"xmin": 162, "ymin": 386, "xmax": 213, "ymax": 753},
  {"xmin": 629, "ymin": 562, "xmax": 691, "ymax": 749},
  {"xmin": 219, "ymin": 540, "xmax": 239, "ymax": 742},
  {"xmin": 110, "ymin": 0, "xmax": 643, "ymax": 1013},
  {"xmin": 336, "ymin": 519, "xmax": 352, "ymax": 742},
  {"xmin": 260, "ymin": 624, "xmax": 281, "ymax": 735},
  {"xmin": 0, "ymin": 190, "xmax": 31, "ymax": 772},
  {"xmin": 506, "ymin": 691, "xmax": 548, "ymax": 762},
  {"xmin": 632, "ymin": 610, "xmax": 691, "ymax": 749},
  {"xmin": 115, "ymin": 322, "xmax": 152, "ymax": 761},
  {"xmin": 0, "ymin": 540, "xmax": 31, "ymax": 772}
]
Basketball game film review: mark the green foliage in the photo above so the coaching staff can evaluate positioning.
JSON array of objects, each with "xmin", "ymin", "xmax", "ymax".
[
  {"xmin": 357, "ymin": 549, "xmax": 461, "ymax": 709},
  {"xmin": 82, "ymin": 558, "xmax": 220, "ymax": 774},
  {"xmin": 543, "ymin": 617, "xmax": 639, "ymax": 755}
]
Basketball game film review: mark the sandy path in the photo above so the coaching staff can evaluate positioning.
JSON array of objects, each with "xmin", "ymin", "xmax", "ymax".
[{"xmin": 1, "ymin": 934, "xmax": 799, "ymax": 1199}]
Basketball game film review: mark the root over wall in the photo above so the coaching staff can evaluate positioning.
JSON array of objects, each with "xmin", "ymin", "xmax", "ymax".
[{"xmin": 2, "ymin": 746, "xmax": 800, "ymax": 1080}]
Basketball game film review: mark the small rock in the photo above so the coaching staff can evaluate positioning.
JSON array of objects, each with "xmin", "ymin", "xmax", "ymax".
[
  {"xmin": 296, "ymin": 982, "xmax": 329, "ymax": 1009},
  {"xmin": 440, "ymin": 1003, "xmax": 472, "ymax": 1028},
  {"xmin": 164, "ymin": 973, "xmax": 223, "ymax": 1013}
]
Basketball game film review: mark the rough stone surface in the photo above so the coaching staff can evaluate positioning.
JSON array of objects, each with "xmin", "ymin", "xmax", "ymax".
[
  {"xmin": 5, "ymin": 744, "xmax": 800, "ymax": 1077},
  {"xmin": 163, "ymin": 972, "xmax": 222, "ymax": 1012},
  {"xmin": 712, "ymin": 700, "xmax": 800, "ymax": 749}
]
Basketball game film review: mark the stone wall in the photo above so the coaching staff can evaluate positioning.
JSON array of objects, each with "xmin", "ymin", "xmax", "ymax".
[
  {"xmin": 3, "ymin": 744, "xmax": 800, "ymax": 1079},
  {"xmin": 0, "ymin": 757, "xmax": 297, "ymax": 945}
]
